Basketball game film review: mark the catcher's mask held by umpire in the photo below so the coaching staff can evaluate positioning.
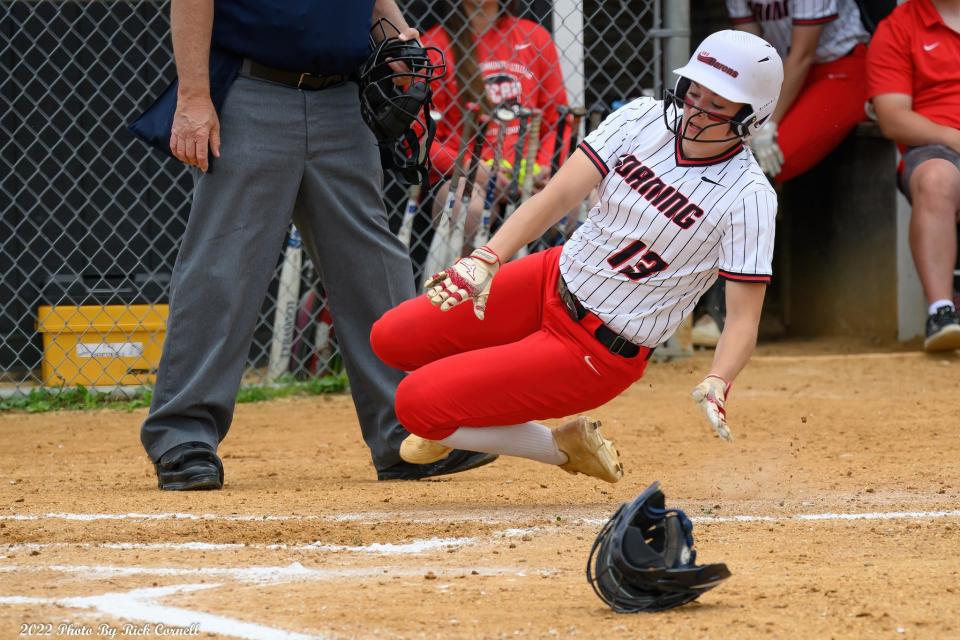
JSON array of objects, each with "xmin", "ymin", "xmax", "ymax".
[
  {"xmin": 663, "ymin": 29, "xmax": 783, "ymax": 144},
  {"xmin": 359, "ymin": 19, "xmax": 446, "ymax": 186},
  {"xmin": 587, "ymin": 481, "xmax": 731, "ymax": 613}
]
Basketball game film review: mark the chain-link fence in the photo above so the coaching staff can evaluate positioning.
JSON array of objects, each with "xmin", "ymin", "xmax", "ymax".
[{"xmin": 0, "ymin": 0, "xmax": 690, "ymax": 397}]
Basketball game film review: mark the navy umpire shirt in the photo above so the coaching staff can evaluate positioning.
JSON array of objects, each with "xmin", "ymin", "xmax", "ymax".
[
  {"xmin": 213, "ymin": 0, "xmax": 377, "ymax": 74},
  {"xmin": 130, "ymin": 0, "xmax": 376, "ymax": 155}
]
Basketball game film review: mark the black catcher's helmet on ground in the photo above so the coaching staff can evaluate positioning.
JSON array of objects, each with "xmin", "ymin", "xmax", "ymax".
[
  {"xmin": 587, "ymin": 481, "xmax": 731, "ymax": 613},
  {"xmin": 358, "ymin": 19, "xmax": 445, "ymax": 186}
]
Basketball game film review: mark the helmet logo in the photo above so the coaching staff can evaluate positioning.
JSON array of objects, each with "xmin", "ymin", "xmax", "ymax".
[{"xmin": 697, "ymin": 52, "xmax": 739, "ymax": 78}]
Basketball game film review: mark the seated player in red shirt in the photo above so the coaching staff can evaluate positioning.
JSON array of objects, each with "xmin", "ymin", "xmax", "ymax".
[
  {"xmin": 421, "ymin": 0, "xmax": 567, "ymax": 249},
  {"xmin": 868, "ymin": 0, "xmax": 960, "ymax": 352}
]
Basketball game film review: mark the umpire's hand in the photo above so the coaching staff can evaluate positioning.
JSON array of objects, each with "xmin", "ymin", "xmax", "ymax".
[{"xmin": 170, "ymin": 93, "xmax": 221, "ymax": 173}]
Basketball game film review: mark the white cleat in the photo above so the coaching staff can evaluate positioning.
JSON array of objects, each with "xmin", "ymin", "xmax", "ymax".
[
  {"xmin": 399, "ymin": 434, "xmax": 452, "ymax": 464},
  {"xmin": 553, "ymin": 416, "xmax": 624, "ymax": 483}
]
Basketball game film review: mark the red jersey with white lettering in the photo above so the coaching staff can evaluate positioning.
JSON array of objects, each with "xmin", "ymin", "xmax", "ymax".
[
  {"xmin": 421, "ymin": 16, "xmax": 567, "ymax": 177},
  {"xmin": 563, "ymin": 98, "xmax": 777, "ymax": 347},
  {"xmin": 726, "ymin": 0, "xmax": 869, "ymax": 63}
]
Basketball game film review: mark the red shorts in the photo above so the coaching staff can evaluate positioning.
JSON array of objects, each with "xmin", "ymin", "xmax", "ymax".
[
  {"xmin": 777, "ymin": 44, "xmax": 868, "ymax": 183},
  {"xmin": 370, "ymin": 247, "xmax": 652, "ymax": 439}
]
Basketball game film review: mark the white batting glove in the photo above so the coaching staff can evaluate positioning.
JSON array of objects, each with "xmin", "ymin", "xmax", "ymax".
[
  {"xmin": 424, "ymin": 246, "xmax": 500, "ymax": 320},
  {"xmin": 691, "ymin": 375, "xmax": 733, "ymax": 442},
  {"xmin": 749, "ymin": 121, "xmax": 784, "ymax": 178}
]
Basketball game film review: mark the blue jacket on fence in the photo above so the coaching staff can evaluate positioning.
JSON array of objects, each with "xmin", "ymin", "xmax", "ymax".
[{"xmin": 129, "ymin": 0, "xmax": 376, "ymax": 156}]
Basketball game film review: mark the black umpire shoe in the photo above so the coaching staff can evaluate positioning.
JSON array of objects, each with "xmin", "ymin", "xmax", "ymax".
[
  {"xmin": 154, "ymin": 442, "xmax": 224, "ymax": 491},
  {"xmin": 924, "ymin": 306, "xmax": 960, "ymax": 352},
  {"xmin": 377, "ymin": 449, "xmax": 498, "ymax": 481}
]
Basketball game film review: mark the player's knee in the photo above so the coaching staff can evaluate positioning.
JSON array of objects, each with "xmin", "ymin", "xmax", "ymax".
[
  {"xmin": 370, "ymin": 310, "xmax": 410, "ymax": 370},
  {"xmin": 911, "ymin": 161, "xmax": 960, "ymax": 206},
  {"xmin": 394, "ymin": 377, "xmax": 446, "ymax": 439}
]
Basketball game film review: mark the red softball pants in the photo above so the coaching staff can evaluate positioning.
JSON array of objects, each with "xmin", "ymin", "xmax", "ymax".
[
  {"xmin": 777, "ymin": 44, "xmax": 868, "ymax": 183},
  {"xmin": 370, "ymin": 247, "xmax": 652, "ymax": 440}
]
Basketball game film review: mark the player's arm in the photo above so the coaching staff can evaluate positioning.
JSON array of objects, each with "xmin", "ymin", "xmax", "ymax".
[
  {"xmin": 873, "ymin": 94, "xmax": 960, "ymax": 154},
  {"xmin": 731, "ymin": 20, "xmax": 762, "ymax": 37},
  {"xmin": 710, "ymin": 280, "xmax": 766, "ymax": 382},
  {"xmin": 691, "ymin": 281, "xmax": 766, "ymax": 443},
  {"xmin": 727, "ymin": 0, "xmax": 762, "ymax": 36},
  {"xmin": 169, "ymin": 0, "xmax": 219, "ymax": 172},
  {"xmin": 771, "ymin": 24, "xmax": 822, "ymax": 123}
]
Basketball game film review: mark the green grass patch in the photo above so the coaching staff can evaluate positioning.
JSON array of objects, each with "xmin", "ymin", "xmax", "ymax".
[{"xmin": 0, "ymin": 374, "xmax": 348, "ymax": 413}]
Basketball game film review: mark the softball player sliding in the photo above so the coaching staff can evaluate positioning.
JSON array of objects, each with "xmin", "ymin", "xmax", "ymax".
[{"xmin": 371, "ymin": 31, "xmax": 784, "ymax": 483}]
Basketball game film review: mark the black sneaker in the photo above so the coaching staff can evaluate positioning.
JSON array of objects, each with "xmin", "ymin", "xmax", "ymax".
[
  {"xmin": 377, "ymin": 449, "xmax": 498, "ymax": 481},
  {"xmin": 924, "ymin": 306, "xmax": 960, "ymax": 352},
  {"xmin": 154, "ymin": 442, "xmax": 224, "ymax": 491}
]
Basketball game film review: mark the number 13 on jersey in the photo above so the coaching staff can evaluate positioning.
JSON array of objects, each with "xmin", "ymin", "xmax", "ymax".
[{"xmin": 608, "ymin": 239, "xmax": 669, "ymax": 280}]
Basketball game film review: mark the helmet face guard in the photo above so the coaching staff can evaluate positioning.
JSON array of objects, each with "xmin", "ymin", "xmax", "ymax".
[
  {"xmin": 662, "ymin": 77, "xmax": 757, "ymax": 145},
  {"xmin": 587, "ymin": 482, "xmax": 732, "ymax": 613},
  {"xmin": 358, "ymin": 19, "xmax": 446, "ymax": 186}
]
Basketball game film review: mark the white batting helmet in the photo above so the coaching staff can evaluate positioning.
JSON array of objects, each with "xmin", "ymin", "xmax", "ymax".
[{"xmin": 670, "ymin": 30, "xmax": 783, "ymax": 139}]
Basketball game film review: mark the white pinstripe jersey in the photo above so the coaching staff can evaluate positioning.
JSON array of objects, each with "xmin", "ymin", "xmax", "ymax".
[
  {"xmin": 559, "ymin": 98, "xmax": 777, "ymax": 348},
  {"xmin": 726, "ymin": 0, "xmax": 869, "ymax": 64}
]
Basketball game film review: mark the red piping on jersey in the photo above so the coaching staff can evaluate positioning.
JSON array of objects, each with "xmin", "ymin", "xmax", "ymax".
[
  {"xmin": 578, "ymin": 141, "xmax": 609, "ymax": 178},
  {"xmin": 730, "ymin": 15, "xmax": 756, "ymax": 25},
  {"xmin": 674, "ymin": 135, "xmax": 744, "ymax": 167},
  {"xmin": 719, "ymin": 269, "xmax": 771, "ymax": 283},
  {"xmin": 793, "ymin": 14, "xmax": 838, "ymax": 26}
]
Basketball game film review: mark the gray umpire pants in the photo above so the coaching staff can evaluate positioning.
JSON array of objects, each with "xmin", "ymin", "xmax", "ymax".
[{"xmin": 140, "ymin": 74, "xmax": 416, "ymax": 471}]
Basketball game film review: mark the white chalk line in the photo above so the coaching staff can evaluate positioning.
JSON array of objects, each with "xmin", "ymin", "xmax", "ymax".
[
  {"xmin": 700, "ymin": 510, "xmax": 960, "ymax": 523},
  {"xmin": 0, "ymin": 564, "xmax": 546, "ymax": 640},
  {"xmin": 0, "ymin": 511, "xmax": 545, "ymax": 524},
  {"xmin": 0, "ymin": 583, "xmax": 328, "ymax": 640},
  {"xmin": 3, "ymin": 508, "xmax": 960, "ymax": 526},
  {"xmin": 4, "ymin": 537, "xmax": 478, "ymax": 555},
  {"xmin": 0, "ymin": 563, "xmax": 540, "ymax": 583},
  {"xmin": 3, "ymin": 510, "xmax": 958, "ymax": 558},
  {"xmin": 2, "ymin": 528, "xmax": 542, "ymax": 556}
]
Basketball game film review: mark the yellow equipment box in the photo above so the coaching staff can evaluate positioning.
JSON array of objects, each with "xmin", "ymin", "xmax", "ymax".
[{"xmin": 35, "ymin": 304, "xmax": 168, "ymax": 387}]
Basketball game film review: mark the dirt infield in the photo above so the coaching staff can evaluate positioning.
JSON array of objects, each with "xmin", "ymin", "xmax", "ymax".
[{"xmin": 2, "ymin": 342, "xmax": 959, "ymax": 639}]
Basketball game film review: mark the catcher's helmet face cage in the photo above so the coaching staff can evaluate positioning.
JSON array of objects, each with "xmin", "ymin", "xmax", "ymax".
[
  {"xmin": 359, "ymin": 19, "xmax": 446, "ymax": 186},
  {"xmin": 586, "ymin": 482, "xmax": 732, "ymax": 613},
  {"xmin": 663, "ymin": 29, "xmax": 783, "ymax": 144}
]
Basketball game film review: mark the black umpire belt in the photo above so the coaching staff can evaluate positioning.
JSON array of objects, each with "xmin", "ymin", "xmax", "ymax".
[
  {"xmin": 556, "ymin": 276, "xmax": 646, "ymax": 359},
  {"xmin": 241, "ymin": 59, "xmax": 349, "ymax": 91}
]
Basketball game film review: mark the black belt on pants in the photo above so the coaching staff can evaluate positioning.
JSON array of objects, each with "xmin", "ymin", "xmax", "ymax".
[
  {"xmin": 556, "ymin": 276, "xmax": 645, "ymax": 359},
  {"xmin": 241, "ymin": 59, "xmax": 349, "ymax": 91}
]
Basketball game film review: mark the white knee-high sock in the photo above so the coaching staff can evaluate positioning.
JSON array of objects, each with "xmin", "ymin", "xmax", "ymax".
[{"xmin": 439, "ymin": 422, "xmax": 568, "ymax": 465}]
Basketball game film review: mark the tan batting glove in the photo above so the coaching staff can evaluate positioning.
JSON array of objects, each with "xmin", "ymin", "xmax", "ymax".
[
  {"xmin": 424, "ymin": 246, "xmax": 500, "ymax": 320},
  {"xmin": 748, "ymin": 121, "xmax": 784, "ymax": 178},
  {"xmin": 691, "ymin": 375, "xmax": 733, "ymax": 442}
]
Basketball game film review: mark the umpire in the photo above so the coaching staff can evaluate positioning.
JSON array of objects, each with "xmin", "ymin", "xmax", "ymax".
[{"xmin": 140, "ymin": 0, "xmax": 496, "ymax": 489}]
